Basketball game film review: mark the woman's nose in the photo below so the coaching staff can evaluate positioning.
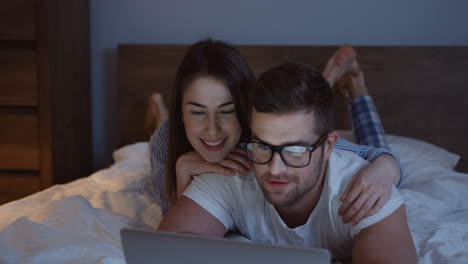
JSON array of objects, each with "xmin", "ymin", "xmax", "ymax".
[{"xmin": 205, "ymin": 114, "xmax": 220, "ymax": 135}]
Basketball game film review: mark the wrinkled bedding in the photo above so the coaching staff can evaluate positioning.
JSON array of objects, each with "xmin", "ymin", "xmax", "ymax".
[
  {"xmin": 0, "ymin": 143, "xmax": 160, "ymax": 264},
  {"xmin": 0, "ymin": 134, "xmax": 467, "ymax": 264}
]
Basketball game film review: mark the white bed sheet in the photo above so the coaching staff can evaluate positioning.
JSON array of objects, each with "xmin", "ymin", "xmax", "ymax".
[
  {"xmin": 0, "ymin": 136, "xmax": 467, "ymax": 264},
  {"xmin": 0, "ymin": 143, "xmax": 161, "ymax": 264}
]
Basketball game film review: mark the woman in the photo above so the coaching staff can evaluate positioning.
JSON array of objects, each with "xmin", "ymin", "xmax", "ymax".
[{"xmin": 144, "ymin": 39, "xmax": 402, "ymax": 225}]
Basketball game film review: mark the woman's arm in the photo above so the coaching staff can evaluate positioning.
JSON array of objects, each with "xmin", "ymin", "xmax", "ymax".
[
  {"xmin": 335, "ymin": 95, "xmax": 404, "ymax": 224},
  {"xmin": 348, "ymin": 94, "xmax": 403, "ymax": 187},
  {"xmin": 144, "ymin": 120, "xmax": 251, "ymax": 215},
  {"xmin": 335, "ymin": 138, "xmax": 402, "ymax": 188},
  {"xmin": 143, "ymin": 120, "xmax": 172, "ymax": 214}
]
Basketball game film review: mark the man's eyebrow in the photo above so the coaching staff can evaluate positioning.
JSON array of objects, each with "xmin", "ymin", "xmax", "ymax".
[{"xmin": 252, "ymin": 135, "xmax": 312, "ymax": 146}]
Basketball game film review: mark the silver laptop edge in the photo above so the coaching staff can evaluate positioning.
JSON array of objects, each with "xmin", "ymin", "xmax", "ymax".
[{"xmin": 121, "ymin": 228, "xmax": 331, "ymax": 264}]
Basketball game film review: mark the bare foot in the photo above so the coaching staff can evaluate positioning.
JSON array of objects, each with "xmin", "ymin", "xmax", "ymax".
[
  {"xmin": 322, "ymin": 44, "xmax": 357, "ymax": 87},
  {"xmin": 336, "ymin": 60, "xmax": 369, "ymax": 99},
  {"xmin": 144, "ymin": 93, "xmax": 168, "ymax": 137}
]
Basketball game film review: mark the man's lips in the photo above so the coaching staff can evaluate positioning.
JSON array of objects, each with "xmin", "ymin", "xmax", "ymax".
[{"xmin": 268, "ymin": 179, "xmax": 292, "ymax": 189}]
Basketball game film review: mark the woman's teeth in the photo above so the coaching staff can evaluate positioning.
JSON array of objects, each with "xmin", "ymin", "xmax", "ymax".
[{"xmin": 204, "ymin": 139, "xmax": 225, "ymax": 147}]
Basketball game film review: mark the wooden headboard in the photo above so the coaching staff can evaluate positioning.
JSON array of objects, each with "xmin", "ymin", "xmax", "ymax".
[{"xmin": 118, "ymin": 44, "xmax": 468, "ymax": 173}]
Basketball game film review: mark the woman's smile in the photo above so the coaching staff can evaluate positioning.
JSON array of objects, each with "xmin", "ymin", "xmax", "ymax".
[{"xmin": 200, "ymin": 138, "xmax": 227, "ymax": 150}]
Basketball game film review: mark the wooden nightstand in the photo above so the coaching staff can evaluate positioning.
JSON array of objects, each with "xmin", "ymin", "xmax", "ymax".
[{"xmin": 0, "ymin": 0, "xmax": 91, "ymax": 204}]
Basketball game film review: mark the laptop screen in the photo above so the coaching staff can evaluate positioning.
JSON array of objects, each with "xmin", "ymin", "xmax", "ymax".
[{"xmin": 121, "ymin": 228, "xmax": 331, "ymax": 264}]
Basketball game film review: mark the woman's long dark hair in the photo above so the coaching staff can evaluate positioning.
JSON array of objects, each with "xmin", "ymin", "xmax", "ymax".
[{"xmin": 165, "ymin": 39, "xmax": 255, "ymax": 201}]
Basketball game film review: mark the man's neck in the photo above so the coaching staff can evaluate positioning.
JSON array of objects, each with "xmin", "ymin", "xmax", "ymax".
[{"xmin": 275, "ymin": 170, "xmax": 327, "ymax": 229}]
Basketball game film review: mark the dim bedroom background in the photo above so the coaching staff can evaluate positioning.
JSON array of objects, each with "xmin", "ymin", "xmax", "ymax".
[{"xmin": 0, "ymin": 44, "xmax": 467, "ymax": 264}]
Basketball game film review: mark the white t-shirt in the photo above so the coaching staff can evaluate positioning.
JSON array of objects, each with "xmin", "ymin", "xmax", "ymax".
[{"xmin": 183, "ymin": 149, "xmax": 404, "ymax": 260}]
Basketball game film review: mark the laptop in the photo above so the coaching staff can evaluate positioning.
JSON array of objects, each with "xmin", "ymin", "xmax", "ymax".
[{"xmin": 121, "ymin": 228, "xmax": 331, "ymax": 264}]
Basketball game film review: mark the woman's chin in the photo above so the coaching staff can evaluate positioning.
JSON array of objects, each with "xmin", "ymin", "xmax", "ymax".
[{"xmin": 198, "ymin": 151, "xmax": 228, "ymax": 164}]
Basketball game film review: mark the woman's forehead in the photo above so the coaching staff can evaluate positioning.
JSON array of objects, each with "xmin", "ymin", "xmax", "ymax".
[{"xmin": 183, "ymin": 76, "xmax": 232, "ymax": 104}]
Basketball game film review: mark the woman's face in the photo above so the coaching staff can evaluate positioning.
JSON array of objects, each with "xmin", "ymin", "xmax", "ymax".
[{"xmin": 182, "ymin": 76, "xmax": 242, "ymax": 163}]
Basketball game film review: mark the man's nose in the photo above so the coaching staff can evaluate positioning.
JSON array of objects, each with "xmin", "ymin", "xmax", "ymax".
[{"xmin": 269, "ymin": 152, "xmax": 288, "ymax": 176}]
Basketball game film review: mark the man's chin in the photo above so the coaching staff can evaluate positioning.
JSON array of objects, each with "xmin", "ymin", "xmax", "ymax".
[{"xmin": 264, "ymin": 192, "xmax": 290, "ymax": 207}]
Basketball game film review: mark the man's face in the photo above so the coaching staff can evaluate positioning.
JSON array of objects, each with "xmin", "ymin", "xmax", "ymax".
[{"xmin": 250, "ymin": 109, "xmax": 329, "ymax": 208}]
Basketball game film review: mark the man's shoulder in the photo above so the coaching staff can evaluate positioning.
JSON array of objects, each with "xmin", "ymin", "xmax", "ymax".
[
  {"xmin": 322, "ymin": 149, "xmax": 370, "ymax": 228},
  {"xmin": 331, "ymin": 148, "xmax": 369, "ymax": 165},
  {"xmin": 195, "ymin": 171, "xmax": 256, "ymax": 183},
  {"xmin": 183, "ymin": 171, "xmax": 264, "ymax": 230},
  {"xmin": 192, "ymin": 171, "xmax": 259, "ymax": 195},
  {"xmin": 326, "ymin": 150, "xmax": 404, "ymax": 238},
  {"xmin": 327, "ymin": 149, "xmax": 369, "ymax": 188}
]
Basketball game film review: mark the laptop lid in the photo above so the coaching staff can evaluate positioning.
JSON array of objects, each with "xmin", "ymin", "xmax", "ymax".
[{"xmin": 121, "ymin": 228, "xmax": 331, "ymax": 264}]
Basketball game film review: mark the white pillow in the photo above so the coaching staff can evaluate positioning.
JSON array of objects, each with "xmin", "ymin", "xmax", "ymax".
[
  {"xmin": 337, "ymin": 130, "xmax": 460, "ymax": 170},
  {"xmin": 386, "ymin": 134, "xmax": 460, "ymax": 170},
  {"xmin": 112, "ymin": 142, "xmax": 149, "ymax": 163}
]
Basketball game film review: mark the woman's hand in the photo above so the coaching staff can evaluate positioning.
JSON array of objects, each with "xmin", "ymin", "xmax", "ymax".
[
  {"xmin": 338, "ymin": 154, "xmax": 400, "ymax": 225},
  {"xmin": 175, "ymin": 148, "xmax": 252, "ymax": 198}
]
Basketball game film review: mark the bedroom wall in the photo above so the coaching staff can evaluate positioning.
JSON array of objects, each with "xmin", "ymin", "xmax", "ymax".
[{"xmin": 90, "ymin": 0, "xmax": 468, "ymax": 170}]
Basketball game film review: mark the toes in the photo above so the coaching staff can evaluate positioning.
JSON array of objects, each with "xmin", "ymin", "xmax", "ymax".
[
  {"xmin": 349, "ymin": 60, "xmax": 361, "ymax": 76},
  {"xmin": 335, "ymin": 44, "xmax": 357, "ymax": 66}
]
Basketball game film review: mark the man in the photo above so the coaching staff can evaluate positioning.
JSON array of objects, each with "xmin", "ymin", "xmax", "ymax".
[{"xmin": 159, "ymin": 61, "xmax": 417, "ymax": 263}]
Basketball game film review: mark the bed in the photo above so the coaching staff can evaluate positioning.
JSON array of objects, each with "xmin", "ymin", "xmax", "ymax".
[{"xmin": 0, "ymin": 44, "xmax": 467, "ymax": 263}]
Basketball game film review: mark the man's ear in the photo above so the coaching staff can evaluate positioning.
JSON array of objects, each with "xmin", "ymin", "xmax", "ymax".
[{"xmin": 323, "ymin": 131, "xmax": 339, "ymax": 161}]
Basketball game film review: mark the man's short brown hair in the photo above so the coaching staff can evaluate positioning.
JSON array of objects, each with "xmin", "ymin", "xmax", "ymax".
[{"xmin": 250, "ymin": 61, "xmax": 334, "ymax": 135}]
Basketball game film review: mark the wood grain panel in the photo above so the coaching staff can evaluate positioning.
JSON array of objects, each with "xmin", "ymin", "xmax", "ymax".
[
  {"xmin": 0, "ymin": 108, "xmax": 39, "ymax": 170},
  {"xmin": 0, "ymin": 0, "xmax": 36, "ymax": 40},
  {"xmin": 0, "ymin": 49, "xmax": 37, "ymax": 106},
  {"xmin": 37, "ymin": 0, "xmax": 91, "ymax": 185},
  {"xmin": 0, "ymin": 172, "xmax": 41, "ymax": 205},
  {"xmin": 118, "ymin": 45, "xmax": 468, "ymax": 173},
  {"xmin": 118, "ymin": 45, "xmax": 187, "ymax": 147},
  {"xmin": 356, "ymin": 47, "xmax": 468, "ymax": 173}
]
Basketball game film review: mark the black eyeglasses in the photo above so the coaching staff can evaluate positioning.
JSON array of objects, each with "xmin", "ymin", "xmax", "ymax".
[{"xmin": 244, "ymin": 135, "xmax": 327, "ymax": 168}]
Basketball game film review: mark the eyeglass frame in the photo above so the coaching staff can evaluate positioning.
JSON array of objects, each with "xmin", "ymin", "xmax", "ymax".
[{"xmin": 244, "ymin": 134, "xmax": 328, "ymax": 168}]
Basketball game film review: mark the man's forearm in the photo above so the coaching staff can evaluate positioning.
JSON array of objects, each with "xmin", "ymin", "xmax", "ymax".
[
  {"xmin": 158, "ymin": 196, "xmax": 227, "ymax": 237},
  {"xmin": 352, "ymin": 206, "xmax": 418, "ymax": 264}
]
